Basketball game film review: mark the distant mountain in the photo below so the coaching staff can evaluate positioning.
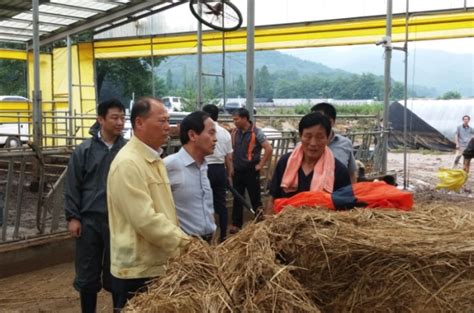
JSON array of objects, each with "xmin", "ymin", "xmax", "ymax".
[
  {"xmin": 282, "ymin": 46, "xmax": 474, "ymax": 97},
  {"xmin": 156, "ymin": 50, "xmax": 350, "ymax": 86}
]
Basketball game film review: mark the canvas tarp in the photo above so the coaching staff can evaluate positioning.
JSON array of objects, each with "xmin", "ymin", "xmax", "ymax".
[{"xmin": 388, "ymin": 101, "xmax": 455, "ymax": 151}]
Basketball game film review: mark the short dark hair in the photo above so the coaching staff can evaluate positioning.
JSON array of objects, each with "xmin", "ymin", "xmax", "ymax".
[
  {"xmin": 310, "ymin": 102, "xmax": 337, "ymax": 121},
  {"xmin": 202, "ymin": 104, "xmax": 219, "ymax": 121},
  {"xmin": 232, "ymin": 108, "xmax": 250, "ymax": 120},
  {"xmin": 299, "ymin": 112, "xmax": 332, "ymax": 137},
  {"xmin": 131, "ymin": 96, "xmax": 163, "ymax": 129},
  {"xmin": 463, "ymin": 115, "xmax": 470, "ymax": 120},
  {"xmin": 180, "ymin": 111, "xmax": 210, "ymax": 145},
  {"xmin": 97, "ymin": 98, "xmax": 125, "ymax": 118}
]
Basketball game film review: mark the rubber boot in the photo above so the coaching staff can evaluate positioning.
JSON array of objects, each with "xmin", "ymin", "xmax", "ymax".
[{"xmin": 80, "ymin": 292, "xmax": 97, "ymax": 313}]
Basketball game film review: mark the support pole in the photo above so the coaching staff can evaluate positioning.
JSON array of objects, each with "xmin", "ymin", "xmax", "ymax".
[
  {"xmin": 381, "ymin": 0, "xmax": 393, "ymax": 175},
  {"xmin": 150, "ymin": 17, "xmax": 155, "ymax": 97},
  {"xmin": 67, "ymin": 35, "xmax": 73, "ymax": 146},
  {"xmin": 197, "ymin": 2, "xmax": 203, "ymax": 109},
  {"xmin": 246, "ymin": 0, "xmax": 255, "ymax": 121},
  {"xmin": 32, "ymin": 0, "xmax": 43, "ymax": 147},
  {"xmin": 222, "ymin": 23, "xmax": 226, "ymax": 111},
  {"xmin": 403, "ymin": 0, "xmax": 409, "ymax": 189}
]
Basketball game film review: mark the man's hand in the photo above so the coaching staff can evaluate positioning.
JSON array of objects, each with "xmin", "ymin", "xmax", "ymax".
[
  {"xmin": 255, "ymin": 163, "xmax": 263, "ymax": 171},
  {"xmin": 68, "ymin": 218, "xmax": 81, "ymax": 238}
]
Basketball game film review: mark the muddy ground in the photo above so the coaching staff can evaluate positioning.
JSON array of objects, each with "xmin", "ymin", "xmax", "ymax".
[
  {"xmin": 388, "ymin": 151, "xmax": 474, "ymax": 195},
  {"xmin": 0, "ymin": 151, "xmax": 473, "ymax": 312}
]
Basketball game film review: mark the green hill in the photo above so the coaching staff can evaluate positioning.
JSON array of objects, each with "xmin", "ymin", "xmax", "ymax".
[{"xmin": 156, "ymin": 50, "xmax": 350, "ymax": 87}]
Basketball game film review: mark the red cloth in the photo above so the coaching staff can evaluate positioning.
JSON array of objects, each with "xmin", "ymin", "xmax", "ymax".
[
  {"xmin": 274, "ymin": 181, "xmax": 413, "ymax": 213},
  {"xmin": 353, "ymin": 181, "xmax": 413, "ymax": 210},
  {"xmin": 274, "ymin": 191, "xmax": 334, "ymax": 213}
]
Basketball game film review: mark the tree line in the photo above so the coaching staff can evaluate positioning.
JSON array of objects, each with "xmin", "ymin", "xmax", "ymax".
[
  {"xmin": 1, "ymin": 57, "xmax": 461, "ymax": 107},
  {"xmin": 164, "ymin": 64, "xmax": 407, "ymax": 102}
]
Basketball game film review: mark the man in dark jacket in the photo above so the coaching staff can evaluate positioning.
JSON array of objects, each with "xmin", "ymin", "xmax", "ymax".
[{"xmin": 65, "ymin": 99, "xmax": 126, "ymax": 313}]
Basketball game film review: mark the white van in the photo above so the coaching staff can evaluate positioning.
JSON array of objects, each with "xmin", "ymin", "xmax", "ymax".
[
  {"xmin": 162, "ymin": 96, "xmax": 188, "ymax": 112},
  {"xmin": 0, "ymin": 96, "xmax": 30, "ymax": 147}
]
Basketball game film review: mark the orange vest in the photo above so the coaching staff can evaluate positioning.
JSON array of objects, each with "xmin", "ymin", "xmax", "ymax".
[{"xmin": 232, "ymin": 124, "xmax": 256, "ymax": 161}]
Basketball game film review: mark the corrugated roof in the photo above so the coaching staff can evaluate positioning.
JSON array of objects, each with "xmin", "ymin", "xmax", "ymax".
[{"xmin": 0, "ymin": 0, "xmax": 186, "ymax": 45}]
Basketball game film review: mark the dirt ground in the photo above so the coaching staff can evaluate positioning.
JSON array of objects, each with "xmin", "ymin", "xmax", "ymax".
[
  {"xmin": 0, "ymin": 262, "xmax": 112, "ymax": 313},
  {"xmin": 387, "ymin": 151, "xmax": 474, "ymax": 193},
  {"xmin": 0, "ymin": 151, "xmax": 473, "ymax": 313}
]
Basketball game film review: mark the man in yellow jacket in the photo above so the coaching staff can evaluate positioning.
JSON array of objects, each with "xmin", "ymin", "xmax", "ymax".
[{"xmin": 107, "ymin": 97, "xmax": 190, "ymax": 310}]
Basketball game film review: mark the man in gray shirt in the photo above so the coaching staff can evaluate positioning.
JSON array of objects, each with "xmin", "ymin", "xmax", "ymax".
[
  {"xmin": 165, "ymin": 111, "xmax": 217, "ymax": 242},
  {"xmin": 230, "ymin": 108, "xmax": 272, "ymax": 233},
  {"xmin": 311, "ymin": 102, "xmax": 357, "ymax": 183},
  {"xmin": 453, "ymin": 115, "xmax": 474, "ymax": 168}
]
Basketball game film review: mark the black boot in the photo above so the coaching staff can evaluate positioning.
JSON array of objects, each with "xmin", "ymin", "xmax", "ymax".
[{"xmin": 80, "ymin": 292, "xmax": 97, "ymax": 313}]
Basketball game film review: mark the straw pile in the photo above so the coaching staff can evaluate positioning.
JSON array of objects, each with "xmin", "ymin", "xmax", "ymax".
[{"xmin": 126, "ymin": 203, "xmax": 474, "ymax": 312}]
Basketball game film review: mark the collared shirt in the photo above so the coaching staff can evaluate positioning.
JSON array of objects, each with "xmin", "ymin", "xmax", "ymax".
[
  {"xmin": 98, "ymin": 130, "xmax": 113, "ymax": 150},
  {"xmin": 456, "ymin": 124, "xmax": 474, "ymax": 147},
  {"xmin": 143, "ymin": 143, "xmax": 164, "ymax": 159},
  {"xmin": 107, "ymin": 136, "xmax": 189, "ymax": 279},
  {"xmin": 328, "ymin": 133, "xmax": 357, "ymax": 173},
  {"xmin": 164, "ymin": 147, "xmax": 216, "ymax": 236},
  {"xmin": 206, "ymin": 122, "xmax": 233, "ymax": 164}
]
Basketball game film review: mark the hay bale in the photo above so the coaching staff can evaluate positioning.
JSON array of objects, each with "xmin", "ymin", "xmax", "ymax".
[
  {"xmin": 126, "ymin": 203, "xmax": 474, "ymax": 312},
  {"xmin": 127, "ymin": 225, "xmax": 320, "ymax": 313},
  {"xmin": 271, "ymin": 204, "xmax": 474, "ymax": 312}
]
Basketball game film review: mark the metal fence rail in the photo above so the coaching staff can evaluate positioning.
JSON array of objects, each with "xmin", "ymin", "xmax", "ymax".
[
  {"xmin": 0, "ymin": 147, "xmax": 70, "ymax": 242},
  {"xmin": 0, "ymin": 113, "xmax": 381, "ymax": 243},
  {"xmin": 347, "ymin": 129, "xmax": 388, "ymax": 175}
]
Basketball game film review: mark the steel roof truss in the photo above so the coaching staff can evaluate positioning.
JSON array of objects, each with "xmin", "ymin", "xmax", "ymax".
[
  {"xmin": 0, "ymin": 36, "xmax": 26, "ymax": 43},
  {"xmin": 93, "ymin": 1, "xmax": 184, "ymax": 35},
  {"xmin": 37, "ymin": 1, "xmax": 171, "ymax": 46},
  {"xmin": 42, "ymin": 2, "xmax": 106, "ymax": 14},
  {"xmin": 0, "ymin": 25, "xmax": 49, "ymax": 34},
  {"xmin": 36, "ymin": 10, "xmax": 86, "ymax": 21},
  {"xmin": 4, "ymin": 17, "xmax": 68, "ymax": 28},
  {"xmin": 0, "ymin": 31, "xmax": 31, "ymax": 39}
]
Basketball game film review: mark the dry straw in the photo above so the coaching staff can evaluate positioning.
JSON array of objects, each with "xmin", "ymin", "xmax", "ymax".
[{"xmin": 126, "ymin": 203, "xmax": 474, "ymax": 313}]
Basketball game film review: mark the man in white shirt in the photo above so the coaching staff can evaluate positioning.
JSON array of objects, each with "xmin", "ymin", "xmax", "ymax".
[
  {"xmin": 165, "ymin": 111, "xmax": 217, "ymax": 242},
  {"xmin": 202, "ymin": 104, "xmax": 233, "ymax": 242}
]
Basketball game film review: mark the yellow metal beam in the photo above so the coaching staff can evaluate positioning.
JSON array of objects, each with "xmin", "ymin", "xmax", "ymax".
[
  {"xmin": 0, "ymin": 49, "xmax": 28, "ymax": 60},
  {"xmin": 93, "ymin": 11, "xmax": 474, "ymax": 59},
  {"xmin": 1, "ymin": 10, "xmax": 473, "ymax": 61}
]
